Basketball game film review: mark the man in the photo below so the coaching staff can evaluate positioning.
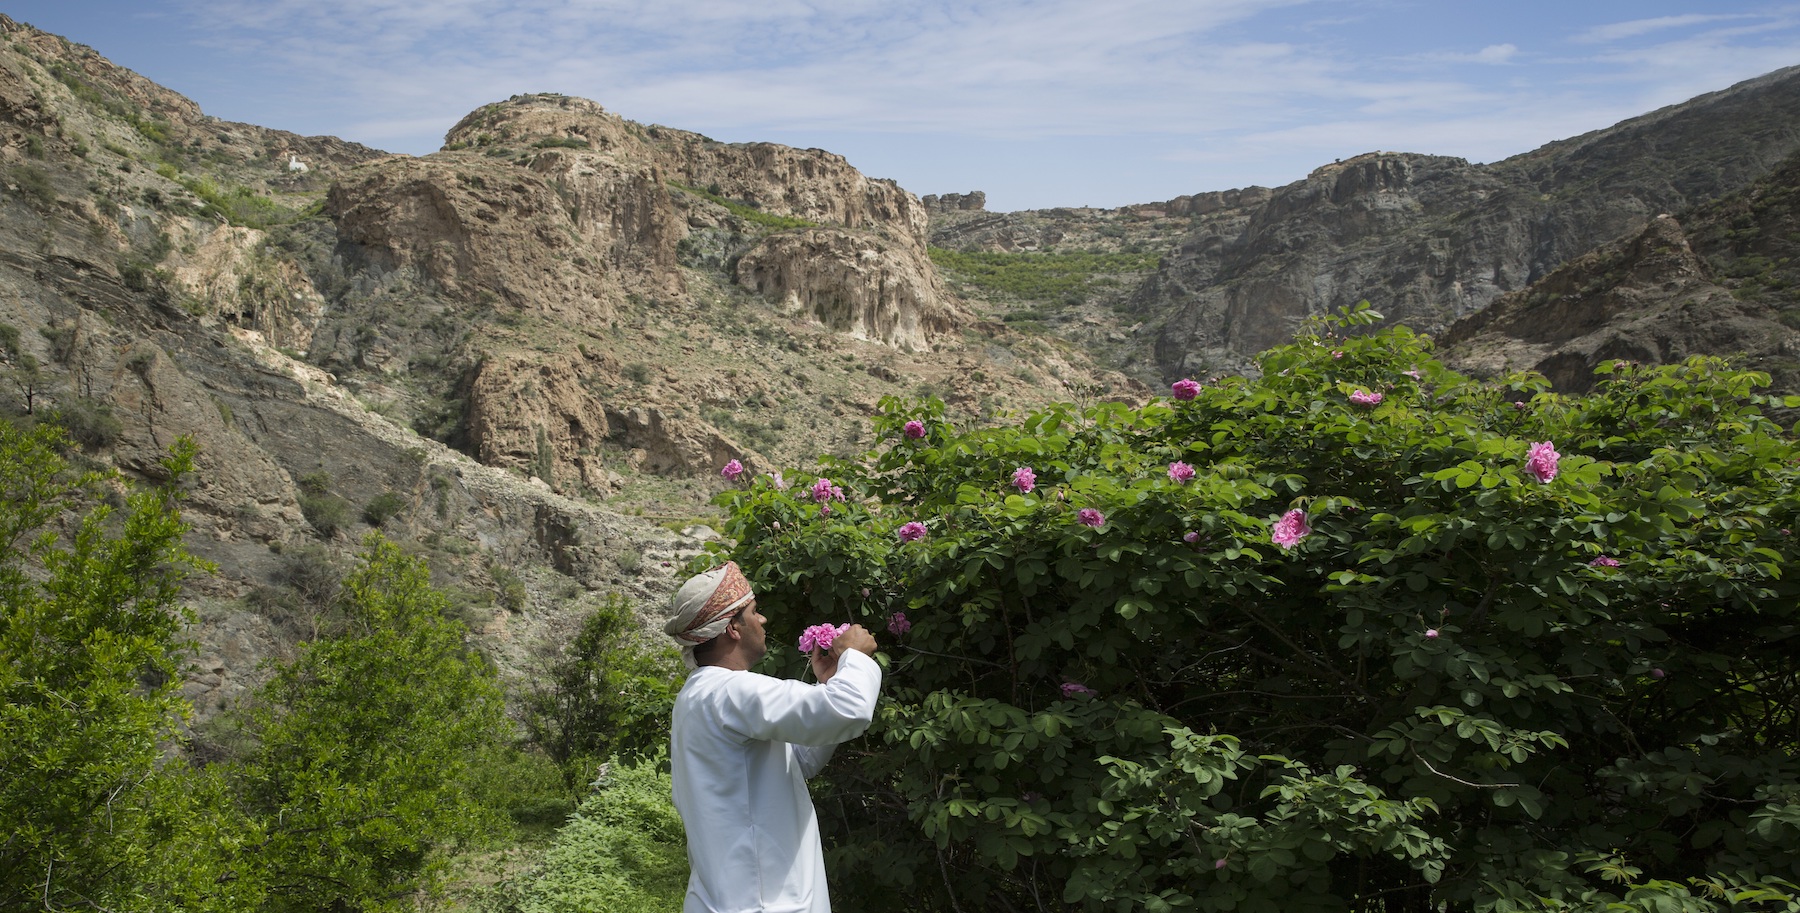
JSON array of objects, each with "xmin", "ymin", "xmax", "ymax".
[{"xmin": 664, "ymin": 561, "xmax": 882, "ymax": 913}]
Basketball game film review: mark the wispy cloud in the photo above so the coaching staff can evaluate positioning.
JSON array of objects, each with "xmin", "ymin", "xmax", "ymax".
[{"xmin": 1574, "ymin": 13, "xmax": 1754, "ymax": 44}]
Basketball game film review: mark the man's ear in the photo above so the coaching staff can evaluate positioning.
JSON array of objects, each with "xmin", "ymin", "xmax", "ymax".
[{"xmin": 725, "ymin": 618, "xmax": 742, "ymax": 642}]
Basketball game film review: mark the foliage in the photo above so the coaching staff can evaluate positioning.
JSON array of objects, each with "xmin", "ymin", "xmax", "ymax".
[
  {"xmin": 710, "ymin": 305, "xmax": 1800, "ymax": 912},
  {"xmin": 523, "ymin": 593, "xmax": 683, "ymax": 787},
  {"xmin": 364, "ymin": 489, "xmax": 409, "ymax": 527},
  {"xmin": 532, "ymin": 136, "xmax": 592, "ymax": 150},
  {"xmin": 238, "ymin": 533, "xmax": 509, "ymax": 912},
  {"xmin": 668, "ymin": 180, "xmax": 818, "ymax": 230},
  {"xmin": 48, "ymin": 396, "xmax": 124, "ymax": 449},
  {"xmin": 928, "ymin": 246, "xmax": 1160, "ymax": 303},
  {"xmin": 481, "ymin": 756, "xmax": 688, "ymax": 913},
  {"xmin": 0, "ymin": 424, "xmax": 219, "ymax": 910},
  {"xmin": 0, "ymin": 321, "xmax": 46, "ymax": 414}
]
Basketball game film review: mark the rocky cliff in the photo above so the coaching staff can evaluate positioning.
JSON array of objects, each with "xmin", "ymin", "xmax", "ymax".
[
  {"xmin": 0, "ymin": 18, "xmax": 1128, "ymax": 728},
  {"xmin": 1442, "ymin": 147, "xmax": 1800, "ymax": 394},
  {"xmin": 1136, "ymin": 66, "xmax": 1800, "ymax": 381}
]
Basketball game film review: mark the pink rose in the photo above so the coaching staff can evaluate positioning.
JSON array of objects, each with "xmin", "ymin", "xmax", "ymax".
[
  {"xmin": 721, "ymin": 459, "xmax": 745, "ymax": 481},
  {"xmin": 1012, "ymin": 466, "xmax": 1036, "ymax": 493},
  {"xmin": 1349, "ymin": 389, "xmax": 1382, "ymax": 407},
  {"xmin": 1589, "ymin": 555, "xmax": 1620, "ymax": 567},
  {"xmin": 1061, "ymin": 681, "xmax": 1095, "ymax": 698},
  {"xmin": 1270, "ymin": 509, "xmax": 1310, "ymax": 549},
  {"xmin": 1403, "ymin": 368, "xmax": 1422, "ymax": 380},
  {"xmin": 887, "ymin": 612, "xmax": 911, "ymax": 635},
  {"xmin": 1183, "ymin": 531, "xmax": 1201, "ymax": 544},
  {"xmin": 897, "ymin": 521, "xmax": 927, "ymax": 542},
  {"xmin": 798, "ymin": 622, "xmax": 850, "ymax": 653},
  {"xmin": 903, "ymin": 420, "xmax": 926, "ymax": 439},
  {"xmin": 1167, "ymin": 461, "xmax": 1196, "ymax": 484},
  {"xmin": 1077, "ymin": 508, "xmax": 1105, "ymax": 528},
  {"xmin": 1330, "ymin": 350, "xmax": 1344, "ymax": 359},
  {"xmin": 1425, "ymin": 628, "xmax": 1440, "ymax": 640},
  {"xmin": 1526, "ymin": 440, "xmax": 1560, "ymax": 483},
  {"xmin": 1171, "ymin": 378, "xmax": 1201, "ymax": 400},
  {"xmin": 1650, "ymin": 667, "xmax": 1666, "ymax": 679},
  {"xmin": 812, "ymin": 478, "xmax": 846, "ymax": 502}
]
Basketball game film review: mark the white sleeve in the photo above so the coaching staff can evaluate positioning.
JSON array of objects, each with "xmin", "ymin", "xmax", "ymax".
[
  {"xmin": 792, "ymin": 743, "xmax": 837, "ymax": 779},
  {"xmin": 723, "ymin": 650, "xmax": 883, "ymax": 748}
]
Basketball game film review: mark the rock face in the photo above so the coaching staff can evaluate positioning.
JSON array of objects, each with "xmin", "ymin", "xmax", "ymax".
[
  {"xmin": 1442, "ymin": 149, "xmax": 1800, "ymax": 394},
  {"xmin": 922, "ymin": 191, "xmax": 987, "ymax": 212},
  {"xmin": 736, "ymin": 228, "xmax": 961, "ymax": 349},
  {"xmin": 313, "ymin": 93, "xmax": 970, "ymax": 486},
  {"xmin": 1140, "ymin": 66, "xmax": 1800, "ymax": 380}
]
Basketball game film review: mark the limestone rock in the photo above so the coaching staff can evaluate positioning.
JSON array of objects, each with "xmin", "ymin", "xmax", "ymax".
[{"xmin": 736, "ymin": 228, "xmax": 964, "ymax": 350}]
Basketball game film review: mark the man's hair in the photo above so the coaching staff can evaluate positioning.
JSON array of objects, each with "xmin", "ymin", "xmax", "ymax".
[{"xmin": 691, "ymin": 612, "xmax": 738, "ymax": 664}]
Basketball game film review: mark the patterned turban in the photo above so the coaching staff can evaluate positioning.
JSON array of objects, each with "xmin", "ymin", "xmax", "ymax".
[{"xmin": 665, "ymin": 561, "xmax": 755, "ymax": 668}]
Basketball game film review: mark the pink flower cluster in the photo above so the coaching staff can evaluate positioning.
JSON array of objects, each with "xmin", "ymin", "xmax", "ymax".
[
  {"xmin": 897, "ymin": 521, "xmax": 927, "ymax": 542},
  {"xmin": 1061, "ymin": 681, "xmax": 1095, "ymax": 698},
  {"xmin": 903, "ymin": 420, "xmax": 927, "ymax": 439},
  {"xmin": 1589, "ymin": 555, "xmax": 1620, "ymax": 567},
  {"xmin": 812, "ymin": 477, "xmax": 846, "ymax": 503},
  {"xmin": 1271, "ymin": 509, "xmax": 1310, "ymax": 549},
  {"xmin": 721, "ymin": 459, "xmax": 746, "ymax": 481},
  {"xmin": 1526, "ymin": 441, "xmax": 1560, "ymax": 483},
  {"xmin": 1168, "ymin": 461, "xmax": 1195, "ymax": 484},
  {"xmin": 887, "ymin": 612, "xmax": 911, "ymax": 635},
  {"xmin": 1349, "ymin": 389, "xmax": 1382, "ymax": 407},
  {"xmin": 798, "ymin": 623, "xmax": 851, "ymax": 653},
  {"xmin": 1012, "ymin": 466, "xmax": 1036, "ymax": 493},
  {"xmin": 1077, "ymin": 508, "xmax": 1105, "ymax": 528},
  {"xmin": 1171, "ymin": 378, "xmax": 1201, "ymax": 400}
]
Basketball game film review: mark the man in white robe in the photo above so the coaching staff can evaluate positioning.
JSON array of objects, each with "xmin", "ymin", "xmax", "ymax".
[{"xmin": 665, "ymin": 561, "xmax": 882, "ymax": 913}]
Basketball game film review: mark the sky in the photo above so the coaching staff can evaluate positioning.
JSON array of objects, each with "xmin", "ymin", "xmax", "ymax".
[{"xmin": 9, "ymin": 1, "xmax": 1800, "ymax": 211}]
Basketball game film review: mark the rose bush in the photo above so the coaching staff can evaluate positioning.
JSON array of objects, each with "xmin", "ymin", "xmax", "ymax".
[{"xmin": 707, "ymin": 305, "xmax": 1800, "ymax": 912}]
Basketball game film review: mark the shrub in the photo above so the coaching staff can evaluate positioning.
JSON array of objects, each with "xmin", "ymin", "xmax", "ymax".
[
  {"xmin": 298, "ymin": 491, "xmax": 351, "ymax": 537},
  {"xmin": 710, "ymin": 305, "xmax": 1800, "ymax": 912},
  {"xmin": 48, "ymin": 397, "xmax": 122, "ymax": 450},
  {"xmin": 522, "ymin": 594, "xmax": 682, "ymax": 786},
  {"xmin": 238, "ymin": 534, "xmax": 507, "ymax": 912},
  {"xmin": 483, "ymin": 757, "xmax": 687, "ymax": 913},
  {"xmin": 363, "ymin": 490, "xmax": 408, "ymax": 527}
]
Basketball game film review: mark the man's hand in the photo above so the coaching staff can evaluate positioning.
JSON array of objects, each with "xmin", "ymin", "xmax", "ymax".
[{"xmin": 810, "ymin": 624, "xmax": 877, "ymax": 683}]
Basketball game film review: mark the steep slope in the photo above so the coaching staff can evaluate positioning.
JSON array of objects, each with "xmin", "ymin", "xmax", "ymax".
[
  {"xmin": 0, "ymin": 17, "xmax": 1134, "ymax": 725},
  {"xmin": 1441, "ymin": 148, "xmax": 1800, "ymax": 393},
  {"xmin": 1135, "ymin": 65, "xmax": 1800, "ymax": 381}
]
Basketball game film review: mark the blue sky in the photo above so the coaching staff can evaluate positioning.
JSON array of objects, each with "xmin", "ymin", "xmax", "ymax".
[{"xmin": 10, "ymin": 1, "xmax": 1800, "ymax": 210}]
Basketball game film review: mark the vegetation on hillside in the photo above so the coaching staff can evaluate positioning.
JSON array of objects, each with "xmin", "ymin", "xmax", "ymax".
[
  {"xmin": 929, "ymin": 246, "xmax": 1160, "ymax": 304},
  {"xmin": 668, "ymin": 180, "xmax": 819, "ymax": 230},
  {"xmin": 711, "ymin": 305, "xmax": 1800, "ymax": 912}
]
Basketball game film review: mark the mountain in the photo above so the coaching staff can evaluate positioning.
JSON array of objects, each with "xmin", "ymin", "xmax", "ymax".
[
  {"xmin": 0, "ymin": 15, "xmax": 1133, "ymax": 723},
  {"xmin": 5, "ymin": 9, "xmax": 1800, "ymax": 730},
  {"xmin": 932, "ymin": 66, "xmax": 1800, "ymax": 383},
  {"xmin": 1441, "ymin": 146, "xmax": 1800, "ymax": 393}
]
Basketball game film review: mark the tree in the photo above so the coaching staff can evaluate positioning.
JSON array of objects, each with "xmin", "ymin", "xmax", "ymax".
[
  {"xmin": 0, "ymin": 422, "xmax": 221, "ymax": 910},
  {"xmin": 711, "ymin": 306, "xmax": 1800, "ymax": 912},
  {"xmin": 523, "ymin": 592, "xmax": 683, "ymax": 788},
  {"xmin": 239, "ymin": 533, "xmax": 507, "ymax": 912}
]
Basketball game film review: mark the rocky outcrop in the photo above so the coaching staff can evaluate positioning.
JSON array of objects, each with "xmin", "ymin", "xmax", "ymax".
[
  {"xmin": 736, "ymin": 228, "xmax": 963, "ymax": 349},
  {"xmin": 922, "ymin": 191, "xmax": 986, "ymax": 213},
  {"xmin": 1139, "ymin": 66, "xmax": 1800, "ymax": 380},
  {"xmin": 1443, "ymin": 148, "xmax": 1800, "ymax": 394},
  {"xmin": 167, "ymin": 225, "xmax": 325, "ymax": 351}
]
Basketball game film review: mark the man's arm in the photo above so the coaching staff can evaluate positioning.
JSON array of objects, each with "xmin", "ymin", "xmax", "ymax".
[{"xmin": 727, "ymin": 641, "xmax": 882, "ymax": 747}]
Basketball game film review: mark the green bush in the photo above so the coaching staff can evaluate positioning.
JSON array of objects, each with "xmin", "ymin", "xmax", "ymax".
[
  {"xmin": 298, "ymin": 491, "xmax": 351, "ymax": 536},
  {"xmin": 48, "ymin": 397, "xmax": 123, "ymax": 450},
  {"xmin": 710, "ymin": 304, "xmax": 1800, "ymax": 912},
  {"xmin": 0, "ymin": 428, "xmax": 230, "ymax": 911},
  {"xmin": 523, "ymin": 594, "xmax": 682, "ymax": 786},
  {"xmin": 363, "ymin": 490, "xmax": 408, "ymax": 527},
  {"xmin": 483, "ymin": 757, "xmax": 687, "ymax": 913},
  {"xmin": 239, "ymin": 534, "xmax": 507, "ymax": 911}
]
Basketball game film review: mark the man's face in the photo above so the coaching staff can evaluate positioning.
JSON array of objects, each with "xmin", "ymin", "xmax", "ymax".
[{"xmin": 736, "ymin": 600, "xmax": 768, "ymax": 663}]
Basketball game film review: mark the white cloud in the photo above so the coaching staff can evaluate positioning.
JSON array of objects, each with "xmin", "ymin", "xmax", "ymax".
[{"xmin": 1574, "ymin": 13, "xmax": 1751, "ymax": 44}]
